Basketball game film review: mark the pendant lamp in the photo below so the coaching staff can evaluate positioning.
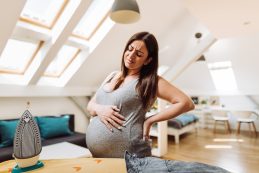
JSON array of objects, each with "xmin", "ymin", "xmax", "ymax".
[{"xmin": 110, "ymin": 0, "xmax": 140, "ymax": 24}]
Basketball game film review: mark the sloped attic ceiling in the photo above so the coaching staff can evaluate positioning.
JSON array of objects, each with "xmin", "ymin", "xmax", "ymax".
[
  {"xmin": 1, "ymin": 0, "xmax": 259, "ymax": 97},
  {"xmin": 0, "ymin": 0, "xmax": 113, "ymax": 96},
  {"xmin": 184, "ymin": 0, "xmax": 259, "ymax": 38},
  {"xmin": 174, "ymin": 0, "xmax": 259, "ymax": 96},
  {"xmin": 67, "ymin": 0, "xmax": 212, "ymax": 88},
  {"xmin": 174, "ymin": 35, "xmax": 259, "ymax": 95}
]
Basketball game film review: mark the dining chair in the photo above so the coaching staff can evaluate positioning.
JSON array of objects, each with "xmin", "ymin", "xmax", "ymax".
[
  {"xmin": 211, "ymin": 110, "xmax": 231, "ymax": 133},
  {"xmin": 231, "ymin": 111, "xmax": 257, "ymax": 137}
]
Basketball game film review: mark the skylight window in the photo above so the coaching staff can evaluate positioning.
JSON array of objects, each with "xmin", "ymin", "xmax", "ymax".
[
  {"xmin": 0, "ymin": 39, "xmax": 41, "ymax": 74},
  {"xmin": 208, "ymin": 61, "xmax": 238, "ymax": 90},
  {"xmin": 20, "ymin": 0, "xmax": 68, "ymax": 28},
  {"xmin": 72, "ymin": 0, "xmax": 114, "ymax": 40},
  {"xmin": 44, "ymin": 45, "xmax": 80, "ymax": 77}
]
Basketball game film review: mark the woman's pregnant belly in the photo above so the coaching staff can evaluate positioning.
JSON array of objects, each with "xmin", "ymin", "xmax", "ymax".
[{"xmin": 86, "ymin": 117, "xmax": 130, "ymax": 158}]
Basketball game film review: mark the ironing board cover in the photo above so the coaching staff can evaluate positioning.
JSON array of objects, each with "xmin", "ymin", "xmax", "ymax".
[{"xmin": 13, "ymin": 110, "xmax": 42, "ymax": 159}]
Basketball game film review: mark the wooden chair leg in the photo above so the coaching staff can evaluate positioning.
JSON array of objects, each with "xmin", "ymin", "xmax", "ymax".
[
  {"xmin": 237, "ymin": 122, "xmax": 241, "ymax": 134},
  {"xmin": 213, "ymin": 121, "xmax": 217, "ymax": 133},
  {"xmin": 251, "ymin": 122, "xmax": 257, "ymax": 137},
  {"xmin": 227, "ymin": 121, "xmax": 231, "ymax": 133},
  {"xmin": 224, "ymin": 121, "xmax": 228, "ymax": 134},
  {"xmin": 248, "ymin": 123, "xmax": 253, "ymax": 136}
]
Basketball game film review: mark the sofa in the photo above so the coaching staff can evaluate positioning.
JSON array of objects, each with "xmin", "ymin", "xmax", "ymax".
[
  {"xmin": 0, "ymin": 114, "xmax": 86, "ymax": 162},
  {"xmin": 167, "ymin": 113, "xmax": 199, "ymax": 144}
]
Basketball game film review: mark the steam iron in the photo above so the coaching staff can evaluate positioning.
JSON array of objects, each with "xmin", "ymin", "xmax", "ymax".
[{"xmin": 12, "ymin": 109, "xmax": 44, "ymax": 173}]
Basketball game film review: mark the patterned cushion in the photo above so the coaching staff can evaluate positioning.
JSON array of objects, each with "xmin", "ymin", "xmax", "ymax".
[{"xmin": 168, "ymin": 114, "xmax": 198, "ymax": 129}]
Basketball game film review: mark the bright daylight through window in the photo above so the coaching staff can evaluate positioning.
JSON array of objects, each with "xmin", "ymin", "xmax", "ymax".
[{"xmin": 208, "ymin": 61, "xmax": 238, "ymax": 90}]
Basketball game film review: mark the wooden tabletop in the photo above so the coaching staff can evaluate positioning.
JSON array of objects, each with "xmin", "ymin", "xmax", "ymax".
[{"xmin": 0, "ymin": 157, "xmax": 127, "ymax": 173}]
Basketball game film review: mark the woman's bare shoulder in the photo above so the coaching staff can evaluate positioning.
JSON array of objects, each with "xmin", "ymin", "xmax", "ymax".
[
  {"xmin": 157, "ymin": 75, "xmax": 167, "ymax": 84},
  {"xmin": 101, "ymin": 71, "xmax": 121, "ymax": 85},
  {"xmin": 157, "ymin": 75, "xmax": 178, "ymax": 90}
]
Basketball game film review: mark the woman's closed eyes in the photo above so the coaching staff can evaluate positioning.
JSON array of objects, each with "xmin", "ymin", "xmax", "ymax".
[{"xmin": 128, "ymin": 45, "xmax": 144, "ymax": 57}]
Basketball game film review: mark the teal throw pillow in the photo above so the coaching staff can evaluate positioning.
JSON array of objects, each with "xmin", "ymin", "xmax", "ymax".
[
  {"xmin": 175, "ymin": 113, "xmax": 199, "ymax": 126},
  {"xmin": 0, "ymin": 120, "xmax": 19, "ymax": 148},
  {"xmin": 36, "ymin": 115, "xmax": 73, "ymax": 139}
]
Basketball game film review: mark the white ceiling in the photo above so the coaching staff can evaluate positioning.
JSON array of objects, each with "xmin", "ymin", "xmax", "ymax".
[
  {"xmin": 184, "ymin": 0, "xmax": 259, "ymax": 38},
  {"xmin": 174, "ymin": 0, "xmax": 259, "ymax": 95}
]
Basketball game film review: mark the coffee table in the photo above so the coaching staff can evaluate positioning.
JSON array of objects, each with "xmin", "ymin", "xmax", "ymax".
[{"xmin": 40, "ymin": 142, "xmax": 92, "ymax": 160}]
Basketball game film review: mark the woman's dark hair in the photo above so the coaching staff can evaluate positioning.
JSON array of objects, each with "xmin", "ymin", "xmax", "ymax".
[{"xmin": 114, "ymin": 31, "xmax": 159, "ymax": 110}]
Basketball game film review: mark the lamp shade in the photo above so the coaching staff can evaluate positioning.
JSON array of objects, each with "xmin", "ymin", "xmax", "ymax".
[{"xmin": 110, "ymin": 0, "xmax": 140, "ymax": 24}]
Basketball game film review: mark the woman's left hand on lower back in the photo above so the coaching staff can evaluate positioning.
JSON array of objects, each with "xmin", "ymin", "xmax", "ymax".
[{"xmin": 143, "ymin": 117, "xmax": 154, "ymax": 140}]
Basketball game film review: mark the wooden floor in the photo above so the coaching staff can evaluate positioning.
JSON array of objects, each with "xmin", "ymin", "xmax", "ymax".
[{"xmin": 152, "ymin": 128, "xmax": 259, "ymax": 173}]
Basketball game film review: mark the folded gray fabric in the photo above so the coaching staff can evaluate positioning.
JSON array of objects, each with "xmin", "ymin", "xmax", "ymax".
[{"xmin": 124, "ymin": 151, "xmax": 230, "ymax": 173}]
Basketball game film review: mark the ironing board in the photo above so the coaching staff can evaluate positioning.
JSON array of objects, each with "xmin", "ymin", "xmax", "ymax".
[{"xmin": 0, "ymin": 158, "xmax": 127, "ymax": 173}]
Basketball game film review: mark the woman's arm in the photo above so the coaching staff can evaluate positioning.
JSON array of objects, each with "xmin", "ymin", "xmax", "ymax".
[
  {"xmin": 143, "ymin": 76, "xmax": 195, "ymax": 139},
  {"xmin": 86, "ymin": 94, "xmax": 101, "ymax": 116},
  {"xmin": 86, "ymin": 72, "xmax": 125, "ymax": 131},
  {"xmin": 87, "ymin": 94, "xmax": 125, "ymax": 131}
]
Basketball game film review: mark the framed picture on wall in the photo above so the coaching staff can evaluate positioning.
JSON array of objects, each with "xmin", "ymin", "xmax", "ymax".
[
  {"xmin": 191, "ymin": 96, "xmax": 199, "ymax": 105},
  {"xmin": 209, "ymin": 96, "xmax": 220, "ymax": 105}
]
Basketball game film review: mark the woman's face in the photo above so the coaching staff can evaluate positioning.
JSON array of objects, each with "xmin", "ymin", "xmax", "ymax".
[{"xmin": 124, "ymin": 40, "xmax": 150, "ymax": 74}]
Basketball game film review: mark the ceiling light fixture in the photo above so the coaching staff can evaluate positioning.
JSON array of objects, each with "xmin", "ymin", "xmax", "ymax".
[
  {"xmin": 196, "ymin": 55, "xmax": 206, "ymax": 62},
  {"xmin": 110, "ymin": 0, "xmax": 140, "ymax": 24}
]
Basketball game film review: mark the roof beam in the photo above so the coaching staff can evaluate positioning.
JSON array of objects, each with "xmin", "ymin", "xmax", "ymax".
[
  {"xmin": 0, "ymin": 0, "xmax": 26, "ymax": 55},
  {"xmin": 27, "ymin": 0, "xmax": 92, "ymax": 85},
  {"xmin": 0, "ymin": 85, "xmax": 94, "ymax": 97},
  {"xmin": 163, "ymin": 34, "xmax": 216, "ymax": 81},
  {"xmin": 247, "ymin": 95, "xmax": 259, "ymax": 108},
  {"xmin": 13, "ymin": 21, "xmax": 52, "ymax": 41}
]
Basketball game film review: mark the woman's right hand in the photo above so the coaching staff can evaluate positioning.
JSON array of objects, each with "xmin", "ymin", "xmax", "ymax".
[{"xmin": 95, "ymin": 105, "xmax": 125, "ymax": 132}]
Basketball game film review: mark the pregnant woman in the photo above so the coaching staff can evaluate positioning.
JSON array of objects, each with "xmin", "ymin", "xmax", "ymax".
[
  {"xmin": 86, "ymin": 31, "xmax": 194, "ymax": 158},
  {"xmin": 85, "ymin": 31, "xmax": 230, "ymax": 173}
]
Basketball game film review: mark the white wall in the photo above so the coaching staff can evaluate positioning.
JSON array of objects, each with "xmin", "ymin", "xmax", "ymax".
[
  {"xmin": 0, "ymin": 97, "xmax": 89, "ymax": 133},
  {"xmin": 219, "ymin": 96, "xmax": 258, "ymax": 110},
  {"xmin": 195, "ymin": 96, "xmax": 259, "ymax": 131}
]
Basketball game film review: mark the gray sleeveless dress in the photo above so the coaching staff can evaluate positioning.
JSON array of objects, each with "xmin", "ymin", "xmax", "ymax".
[{"xmin": 86, "ymin": 76, "xmax": 151, "ymax": 158}]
